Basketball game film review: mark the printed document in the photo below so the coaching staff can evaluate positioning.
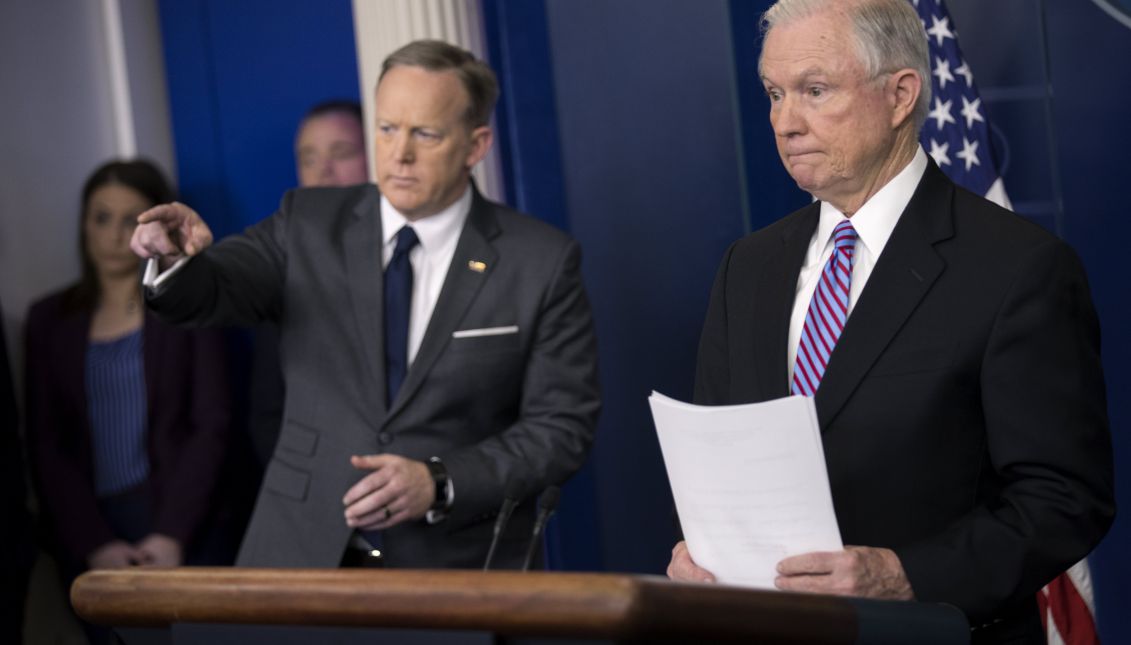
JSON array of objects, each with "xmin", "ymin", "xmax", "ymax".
[{"xmin": 649, "ymin": 392, "xmax": 842, "ymax": 589}]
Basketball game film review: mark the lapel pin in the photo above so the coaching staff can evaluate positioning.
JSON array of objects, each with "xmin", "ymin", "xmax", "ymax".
[{"xmin": 468, "ymin": 260, "xmax": 487, "ymax": 273}]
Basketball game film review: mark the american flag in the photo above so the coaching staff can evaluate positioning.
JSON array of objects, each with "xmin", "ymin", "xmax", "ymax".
[
  {"xmin": 910, "ymin": 1, "xmax": 1098, "ymax": 643},
  {"xmin": 913, "ymin": 0, "xmax": 1010, "ymax": 208}
]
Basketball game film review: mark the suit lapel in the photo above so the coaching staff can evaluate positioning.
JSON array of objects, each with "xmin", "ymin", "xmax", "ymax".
[
  {"xmin": 753, "ymin": 205, "xmax": 819, "ymax": 400},
  {"xmin": 815, "ymin": 162, "xmax": 954, "ymax": 428},
  {"xmin": 343, "ymin": 188, "xmax": 388, "ymax": 420},
  {"xmin": 385, "ymin": 191, "xmax": 499, "ymax": 423}
]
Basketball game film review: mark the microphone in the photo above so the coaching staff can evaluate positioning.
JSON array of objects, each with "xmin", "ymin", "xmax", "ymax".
[
  {"xmin": 520, "ymin": 486, "xmax": 561, "ymax": 572},
  {"xmin": 483, "ymin": 480, "xmax": 523, "ymax": 571}
]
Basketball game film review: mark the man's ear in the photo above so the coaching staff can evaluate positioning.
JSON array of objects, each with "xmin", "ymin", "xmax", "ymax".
[
  {"xmin": 888, "ymin": 68, "xmax": 922, "ymax": 129},
  {"xmin": 465, "ymin": 126, "xmax": 493, "ymax": 169}
]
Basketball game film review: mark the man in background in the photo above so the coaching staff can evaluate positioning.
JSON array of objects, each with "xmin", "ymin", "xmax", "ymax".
[
  {"xmin": 666, "ymin": 1, "xmax": 1114, "ymax": 642},
  {"xmin": 294, "ymin": 100, "xmax": 368, "ymax": 188},
  {"xmin": 248, "ymin": 100, "xmax": 370, "ymax": 466}
]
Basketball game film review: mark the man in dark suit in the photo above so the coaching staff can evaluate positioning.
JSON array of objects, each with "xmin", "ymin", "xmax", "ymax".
[
  {"xmin": 131, "ymin": 40, "xmax": 600, "ymax": 569},
  {"xmin": 248, "ymin": 100, "xmax": 371, "ymax": 467},
  {"xmin": 666, "ymin": 1, "xmax": 1114, "ymax": 641}
]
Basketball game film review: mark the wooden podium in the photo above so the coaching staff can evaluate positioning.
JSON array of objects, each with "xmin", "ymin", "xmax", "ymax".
[{"xmin": 72, "ymin": 568, "xmax": 969, "ymax": 644}]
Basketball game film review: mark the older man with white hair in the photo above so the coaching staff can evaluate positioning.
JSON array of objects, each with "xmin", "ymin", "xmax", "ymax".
[{"xmin": 667, "ymin": 1, "xmax": 1114, "ymax": 642}]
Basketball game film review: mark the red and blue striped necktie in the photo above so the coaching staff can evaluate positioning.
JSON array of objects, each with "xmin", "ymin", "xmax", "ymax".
[{"xmin": 792, "ymin": 219, "xmax": 858, "ymax": 397}]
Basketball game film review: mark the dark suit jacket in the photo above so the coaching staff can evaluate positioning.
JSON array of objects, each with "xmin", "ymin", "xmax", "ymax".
[
  {"xmin": 148, "ymin": 184, "xmax": 601, "ymax": 569},
  {"xmin": 24, "ymin": 290, "xmax": 233, "ymax": 566},
  {"xmin": 0, "ymin": 298, "xmax": 33, "ymax": 565},
  {"xmin": 247, "ymin": 322, "xmax": 285, "ymax": 467},
  {"xmin": 695, "ymin": 162, "xmax": 1114, "ymax": 636},
  {"xmin": 1, "ymin": 298, "xmax": 34, "ymax": 641}
]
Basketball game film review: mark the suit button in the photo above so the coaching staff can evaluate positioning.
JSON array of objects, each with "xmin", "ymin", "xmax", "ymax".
[{"xmin": 378, "ymin": 432, "xmax": 393, "ymax": 445}]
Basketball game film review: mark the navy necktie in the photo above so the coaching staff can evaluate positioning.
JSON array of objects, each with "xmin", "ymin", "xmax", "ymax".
[{"xmin": 384, "ymin": 226, "xmax": 419, "ymax": 407}]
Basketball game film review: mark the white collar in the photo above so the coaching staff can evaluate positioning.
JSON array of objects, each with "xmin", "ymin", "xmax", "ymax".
[
  {"xmin": 816, "ymin": 146, "xmax": 928, "ymax": 257},
  {"xmin": 380, "ymin": 185, "xmax": 473, "ymax": 251}
]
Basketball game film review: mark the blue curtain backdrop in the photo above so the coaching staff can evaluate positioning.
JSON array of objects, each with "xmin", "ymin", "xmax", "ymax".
[
  {"xmin": 156, "ymin": 0, "xmax": 361, "ymax": 237},
  {"xmin": 158, "ymin": 0, "xmax": 1130, "ymax": 640}
]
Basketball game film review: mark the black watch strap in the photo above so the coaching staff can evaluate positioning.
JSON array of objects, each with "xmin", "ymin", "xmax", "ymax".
[{"xmin": 426, "ymin": 457, "xmax": 450, "ymax": 511}]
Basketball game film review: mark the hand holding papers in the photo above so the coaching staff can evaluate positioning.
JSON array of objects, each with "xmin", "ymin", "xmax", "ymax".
[{"xmin": 649, "ymin": 393, "xmax": 842, "ymax": 589}]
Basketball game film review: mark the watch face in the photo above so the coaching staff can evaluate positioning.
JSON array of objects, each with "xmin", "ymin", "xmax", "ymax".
[{"xmin": 1091, "ymin": 0, "xmax": 1131, "ymax": 28}]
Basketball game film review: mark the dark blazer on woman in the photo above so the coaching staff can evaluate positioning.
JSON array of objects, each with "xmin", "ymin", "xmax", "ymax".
[{"xmin": 24, "ymin": 288, "xmax": 232, "ymax": 567}]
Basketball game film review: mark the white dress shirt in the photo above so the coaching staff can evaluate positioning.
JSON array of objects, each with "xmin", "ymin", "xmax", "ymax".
[
  {"xmin": 786, "ymin": 147, "xmax": 929, "ymax": 383},
  {"xmin": 381, "ymin": 186, "xmax": 471, "ymax": 367}
]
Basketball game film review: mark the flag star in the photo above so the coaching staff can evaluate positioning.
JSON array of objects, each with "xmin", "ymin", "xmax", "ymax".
[
  {"xmin": 956, "ymin": 137, "xmax": 981, "ymax": 171},
  {"xmin": 927, "ymin": 97, "xmax": 956, "ymax": 130},
  {"xmin": 933, "ymin": 56, "xmax": 955, "ymax": 90},
  {"xmin": 960, "ymin": 95, "xmax": 985, "ymax": 129},
  {"xmin": 929, "ymin": 139, "xmax": 951, "ymax": 167},
  {"xmin": 926, "ymin": 15, "xmax": 955, "ymax": 47},
  {"xmin": 955, "ymin": 60, "xmax": 974, "ymax": 87}
]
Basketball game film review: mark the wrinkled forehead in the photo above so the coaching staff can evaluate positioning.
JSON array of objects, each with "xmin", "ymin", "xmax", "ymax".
[
  {"xmin": 759, "ymin": 9, "xmax": 863, "ymax": 81},
  {"xmin": 374, "ymin": 65, "xmax": 471, "ymax": 124}
]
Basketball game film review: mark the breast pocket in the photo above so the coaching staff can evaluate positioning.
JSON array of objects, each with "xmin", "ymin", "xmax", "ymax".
[{"xmin": 449, "ymin": 325, "xmax": 520, "ymax": 353}]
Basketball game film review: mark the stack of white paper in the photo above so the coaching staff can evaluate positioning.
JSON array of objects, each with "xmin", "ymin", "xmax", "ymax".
[{"xmin": 649, "ymin": 392, "xmax": 842, "ymax": 589}]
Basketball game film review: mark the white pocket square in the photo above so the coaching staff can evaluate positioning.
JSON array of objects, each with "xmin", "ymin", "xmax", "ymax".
[{"xmin": 452, "ymin": 325, "xmax": 519, "ymax": 339}]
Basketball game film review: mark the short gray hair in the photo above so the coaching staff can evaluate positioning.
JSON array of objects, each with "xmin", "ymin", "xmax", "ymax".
[
  {"xmin": 761, "ymin": 0, "xmax": 931, "ymax": 131},
  {"xmin": 379, "ymin": 40, "xmax": 499, "ymax": 129}
]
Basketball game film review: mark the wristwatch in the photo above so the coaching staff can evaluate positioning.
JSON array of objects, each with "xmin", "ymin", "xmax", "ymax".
[{"xmin": 426, "ymin": 456, "xmax": 452, "ymax": 512}]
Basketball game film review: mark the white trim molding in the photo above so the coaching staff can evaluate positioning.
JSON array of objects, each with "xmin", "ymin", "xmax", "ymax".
[{"xmin": 100, "ymin": 0, "xmax": 137, "ymax": 157}]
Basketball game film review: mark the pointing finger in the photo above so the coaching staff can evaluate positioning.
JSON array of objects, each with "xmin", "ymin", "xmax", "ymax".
[{"xmin": 136, "ymin": 203, "xmax": 184, "ymax": 225}]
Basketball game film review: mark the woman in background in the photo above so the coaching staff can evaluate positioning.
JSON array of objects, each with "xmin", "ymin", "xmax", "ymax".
[{"xmin": 24, "ymin": 160, "xmax": 234, "ymax": 603}]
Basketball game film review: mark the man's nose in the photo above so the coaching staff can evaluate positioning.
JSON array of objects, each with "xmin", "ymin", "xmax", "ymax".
[
  {"xmin": 391, "ymin": 133, "xmax": 414, "ymax": 163},
  {"xmin": 772, "ymin": 96, "xmax": 805, "ymax": 137}
]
